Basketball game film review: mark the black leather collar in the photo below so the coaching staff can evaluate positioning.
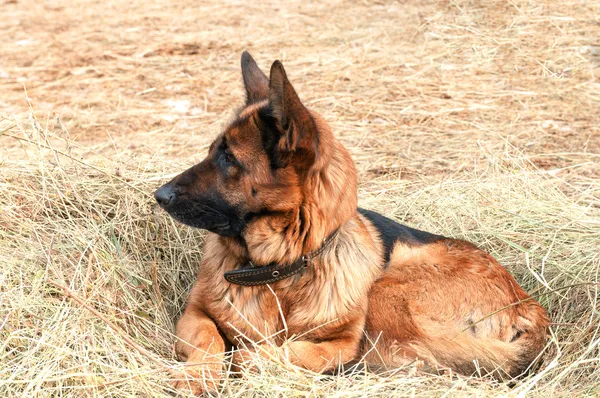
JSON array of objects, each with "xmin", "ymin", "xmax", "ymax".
[{"xmin": 224, "ymin": 229, "xmax": 340, "ymax": 286}]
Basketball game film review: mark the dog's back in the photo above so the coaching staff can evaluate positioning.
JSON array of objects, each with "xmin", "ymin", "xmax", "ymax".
[{"xmin": 358, "ymin": 208, "xmax": 443, "ymax": 264}]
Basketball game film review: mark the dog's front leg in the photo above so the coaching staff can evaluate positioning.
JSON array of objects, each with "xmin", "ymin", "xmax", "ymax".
[
  {"xmin": 233, "ymin": 337, "xmax": 359, "ymax": 374},
  {"xmin": 285, "ymin": 338, "xmax": 359, "ymax": 373},
  {"xmin": 172, "ymin": 306, "xmax": 225, "ymax": 395}
]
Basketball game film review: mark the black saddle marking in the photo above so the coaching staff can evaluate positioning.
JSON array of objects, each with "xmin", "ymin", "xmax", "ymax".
[{"xmin": 358, "ymin": 208, "xmax": 444, "ymax": 266}]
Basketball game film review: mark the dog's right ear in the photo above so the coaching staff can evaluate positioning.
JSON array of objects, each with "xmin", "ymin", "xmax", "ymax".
[
  {"xmin": 241, "ymin": 51, "xmax": 269, "ymax": 104},
  {"xmin": 267, "ymin": 60, "xmax": 318, "ymax": 172}
]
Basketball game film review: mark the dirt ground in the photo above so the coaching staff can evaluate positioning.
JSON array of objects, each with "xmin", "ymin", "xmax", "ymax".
[{"xmin": 2, "ymin": 0, "xmax": 599, "ymax": 184}]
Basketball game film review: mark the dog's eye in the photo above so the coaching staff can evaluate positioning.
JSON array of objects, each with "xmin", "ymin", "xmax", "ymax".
[{"xmin": 222, "ymin": 148, "xmax": 236, "ymax": 166}]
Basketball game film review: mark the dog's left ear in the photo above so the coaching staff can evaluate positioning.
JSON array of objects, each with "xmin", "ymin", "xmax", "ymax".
[
  {"xmin": 268, "ymin": 60, "xmax": 317, "ymax": 169},
  {"xmin": 241, "ymin": 51, "xmax": 269, "ymax": 103}
]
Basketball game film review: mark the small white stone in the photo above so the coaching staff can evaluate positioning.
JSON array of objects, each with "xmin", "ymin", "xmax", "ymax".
[
  {"xmin": 162, "ymin": 99, "xmax": 191, "ymax": 114},
  {"xmin": 541, "ymin": 120, "xmax": 557, "ymax": 130},
  {"xmin": 16, "ymin": 39, "xmax": 36, "ymax": 46},
  {"xmin": 559, "ymin": 125, "xmax": 572, "ymax": 132},
  {"xmin": 579, "ymin": 46, "xmax": 599, "ymax": 55}
]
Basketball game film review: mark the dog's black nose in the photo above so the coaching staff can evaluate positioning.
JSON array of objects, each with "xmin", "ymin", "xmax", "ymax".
[{"xmin": 154, "ymin": 185, "xmax": 175, "ymax": 207}]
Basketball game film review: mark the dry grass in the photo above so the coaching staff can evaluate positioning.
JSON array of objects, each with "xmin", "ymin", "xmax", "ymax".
[{"xmin": 1, "ymin": 0, "xmax": 599, "ymax": 396}]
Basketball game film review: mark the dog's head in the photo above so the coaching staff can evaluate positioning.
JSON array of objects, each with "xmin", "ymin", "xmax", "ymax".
[{"xmin": 155, "ymin": 52, "xmax": 356, "ymax": 239}]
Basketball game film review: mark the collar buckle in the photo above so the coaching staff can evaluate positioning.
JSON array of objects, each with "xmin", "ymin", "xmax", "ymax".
[{"xmin": 302, "ymin": 255, "xmax": 310, "ymax": 268}]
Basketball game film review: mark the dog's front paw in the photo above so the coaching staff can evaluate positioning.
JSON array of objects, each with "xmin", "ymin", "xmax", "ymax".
[
  {"xmin": 230, "ymin": 348, "xmax": 258, "ymax": 374},
  {"xmin": 231, "ymin": 345, "xmax": 284, "ymax": 374},
  {"xmin": 170, "ymin": 361, "xmax": 222, "ymax": 396}
]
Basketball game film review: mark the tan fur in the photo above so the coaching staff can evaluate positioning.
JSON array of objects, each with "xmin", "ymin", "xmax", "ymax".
[
  {"xmin": 238, "ymin": 100, "xmax": 269, "ymax": 119},
  {"xmin": 161, "ymin": 54, "xmax": 550, "ymax": 394},
  {"xmin": 362, "ymin": 240, "xmax": 549, "ymax": 377}
]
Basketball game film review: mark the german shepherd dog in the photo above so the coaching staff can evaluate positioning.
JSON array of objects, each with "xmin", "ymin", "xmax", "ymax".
[{"xmin": 155, "ymin": 52, "xmax": 549, "ymax": 393}]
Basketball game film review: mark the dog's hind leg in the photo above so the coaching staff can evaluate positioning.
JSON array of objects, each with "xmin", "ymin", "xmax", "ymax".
[{"xmin": 364, "ymin": 239, "xmax": 549, "ymax": 379}]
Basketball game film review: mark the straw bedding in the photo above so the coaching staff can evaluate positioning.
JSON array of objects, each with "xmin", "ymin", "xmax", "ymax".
[{"xmin": 1, "ymin": 0, "xmax": 599, "ymax": 396}]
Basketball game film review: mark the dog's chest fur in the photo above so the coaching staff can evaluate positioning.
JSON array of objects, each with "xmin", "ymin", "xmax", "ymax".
[{"xmin": 194, "ymin": 217, "xmax": 382, "ymax": 345}]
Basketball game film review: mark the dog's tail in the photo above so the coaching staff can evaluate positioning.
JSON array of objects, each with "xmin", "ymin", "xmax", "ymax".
[
  {"xmin": 410, "ymin": 306, "xmax": 549, "ymax": 379},
  {"xmin": 415, "ymin": 334, "xmax": 542, "ymax": 379}
]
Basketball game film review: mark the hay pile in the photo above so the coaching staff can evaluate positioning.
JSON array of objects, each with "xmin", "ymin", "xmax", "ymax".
[{"xmin": 1, "ymin": 0, "xmax": 599, "ymax": 396}]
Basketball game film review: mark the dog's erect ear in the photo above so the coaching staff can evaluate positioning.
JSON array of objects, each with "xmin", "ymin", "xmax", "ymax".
[
  {"xmin": 268, "ymin": 60, "xmax": 317, "ymax": 167},
  {"xmin": 241, "ymin": 51, "xmax": 269, "ymax": 103}
]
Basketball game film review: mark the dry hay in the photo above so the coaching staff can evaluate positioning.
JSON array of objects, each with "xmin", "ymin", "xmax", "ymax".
[{"xmin": 1, "ymin": 0, "xmax": 600, "ymax": 396}]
